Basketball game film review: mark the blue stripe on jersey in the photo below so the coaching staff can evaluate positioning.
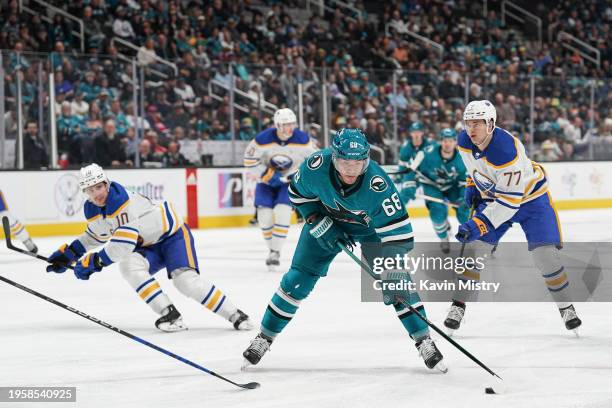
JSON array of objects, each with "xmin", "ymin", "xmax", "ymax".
[
  {"xmin": 118, "ymin": 226, "xmax": 139, "ymax": 233},
  {"xmin": 495, "ymin": 199, "xmax": 520, "ymax": 210},
  {"xmin": 213, "ymin": 295, "xmax": 226, "ymax": 312},
  {"xmin": 136, "ymin": 278, "xmax": 156, "ymax": 293},
  {"xmin": 86, "ymin": 230, "xmax": 107, "ymax": 244},
  {"xmin": 110, "ymin": 238, "xmax": 137, "ymax": 246},
  {"xmin": 201, "ymin": 286, "xmax": 215, "ymax": 305},
  {"xmin": 542, "ymin": 267, "xmax": 564, "ymax": 279},
  {"xmin": 497, "ymin": 190, "xmax": 524, "ymax": 197},
  {"xmin": 146, "ymin": 290, "xmax": 163, "ymax": 304},
  {"xmin": 549, "ymin": 282, "xmax": 569, "ymax": 292}
]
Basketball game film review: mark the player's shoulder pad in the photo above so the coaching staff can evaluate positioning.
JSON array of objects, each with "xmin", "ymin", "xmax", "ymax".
[
  {"xmin": 365, "ymin": 161, "xmax": 394, "ymax": 194},
  {"xmin": 286, "ymin": 129, "xmax": 310, "ymax": 145},
  {"xmin": 254, "ymin": 127, "xmax": 278, "ymax": 145},
  {"xmin": 485, "ymin": 127, "xmax": 519, "ymax": 169},
  {"xmin": 84, "ymin": 200, "xmax": 102, "ymax": 222},
  {"xmin": 104, "ymin": 181, "xmax": 130, "ymax": 217},
  {"xmin": 457, "ymin": 129, "xmax": 473, "ymax": 153},
  {"xmin": 302, "ymin": 149, "xmax": 329, "ymax": 172}
]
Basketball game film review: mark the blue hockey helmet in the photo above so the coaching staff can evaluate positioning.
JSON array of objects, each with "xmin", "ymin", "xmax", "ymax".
[
  {"xmin": 439, "ymin": 128, "xmax": 457, "ymax": 139},
  {"xmin": 331, "ymin": 128, "xmax": 370, "ymax": 174}
]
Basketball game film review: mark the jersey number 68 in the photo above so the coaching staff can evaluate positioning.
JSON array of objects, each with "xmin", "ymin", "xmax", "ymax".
[{"xmin": 382, "ymin": 193, "xmax": 403, "ymax": 216}]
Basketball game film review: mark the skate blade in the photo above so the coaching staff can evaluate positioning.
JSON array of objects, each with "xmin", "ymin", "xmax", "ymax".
[
  {"xmin": 157, "ymin": 322, "xmax": 189, "ymax": 333},
  {"xmin": 434, "ymin": 361, "xmax": 448, "ymax": 373},
  {"xmin": 444, "ymin": 327, "xmax": 456, "ymax": 337},
  {"xmin": 572, "ymin": 328, "xmax": 580, "ymax": 338}
]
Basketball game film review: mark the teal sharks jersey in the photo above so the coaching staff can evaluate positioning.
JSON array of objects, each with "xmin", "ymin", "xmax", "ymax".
[
  {"xmin": 288, "ymin": 149, "xmax": 414, "ymax": 244},
  {"xmin": 412, "ymin": 144, "xmax": 467, "ymax": 192},
  {"xmin": 399, "ymin": 138, "xmax": 437, "ymax": 167}
]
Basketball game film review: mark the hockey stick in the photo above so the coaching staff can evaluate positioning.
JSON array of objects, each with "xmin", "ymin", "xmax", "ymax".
[
  {"xmin": 415, "ymin": 194, "xmax": 460, "ymax": 209},
  {"xmin": 1, "ymin": 217, "xmax": 259, "ymax": 390},
  {"xmin": 337, "ymin": 242, "xmax": 503, "ymax": 380}
]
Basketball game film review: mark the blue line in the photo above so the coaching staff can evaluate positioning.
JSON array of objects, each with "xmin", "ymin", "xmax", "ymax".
[
  {"xmin": 497, "ymin": 190, "xmax": 524, "ymax": 197},
  {"xmin": 201, "ymin": 286, "xmax": 215, "ymax": 305},
  {"xmin": 213, "ymin": 296, "xmax": 226, "ymax": 312},
  {"xmin": 548, "ymin": 281, "xmax": 569, "ymax": 292},
  {"xmin": 272, "ymin": 233, "xmax": 287, "ymax": 238},
  {"xmin": 543, "ymin": 267, "xmax": 564, "ymax": 278},
  {"xmin": 495, "ymin": 199, "xmax": 520, "ymax": 210},
  {"xmin": 274, "ymin": 224, "xmax": 290, "ymax": 228},
  {"xmin": 136, "ymin": 278, "xmax": 155, "ymax": 293},
  {"xmin": 118, "ymin": 226, "xmax": 139, "ymax": 233},
  {"xmin": 146, "ymin": 290, "xmax": 163, "ymax": 304}
]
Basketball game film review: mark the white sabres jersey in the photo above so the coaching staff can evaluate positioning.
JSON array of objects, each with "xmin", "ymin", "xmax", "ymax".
[
  {"xmin": 243, "ymin": 127, "xmax": 315, "ymax": 179},
  {"xmin": 78, "ymin": 181, "xmax": 183, "ymax": 265},
  {"xmin": 457, "ymin": 127, "xmax": 548, "ymax": 228}
]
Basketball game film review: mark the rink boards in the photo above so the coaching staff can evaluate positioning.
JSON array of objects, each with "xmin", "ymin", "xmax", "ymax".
[{"xmin": 1, "ymin": 161, "xmax": 612, "ymax": 237}]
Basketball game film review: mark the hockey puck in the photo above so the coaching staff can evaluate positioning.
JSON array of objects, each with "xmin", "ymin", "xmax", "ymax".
[{"xmin": 485, "ymin": 387, "xmax": 496, "ymax": 394}]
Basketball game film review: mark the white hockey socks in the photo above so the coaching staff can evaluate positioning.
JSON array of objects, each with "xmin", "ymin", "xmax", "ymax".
[
  {"xmin": 172, "ymin": 268, "xmax": 238, "ymax": 321},
  {"xmin": 257, "ymin": 207, "xmax": 274, "ymax": 250},
  {"xmin": 119, "ymin": 253, "xmax": 172, "ymax": 315},
  {"xmin": 270, "ymin": 204, "xmax": 291, "ymax": 253}
]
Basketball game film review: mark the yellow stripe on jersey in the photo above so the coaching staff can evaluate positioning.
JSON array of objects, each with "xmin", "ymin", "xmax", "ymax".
[
  {"xmin": 181, "ymin": 225, "xmax": 196, "ymax": 268},
  {"xmin": 159, "ymin": 204, "xmax": 169, "ymax": 234},
  {"xmin": 113, "ymin": 230, "xmax": 138, "ymax": 241},
  {"xmin": 169, "ymin": 203, "xmax": 182, "ymax": 235},
  {"xmin": 108, "ymin": 200, "xmax": 130, "ymax": 218},
  {"xmin": 462, "ymin": 269, "xmax": 481, "ymax": 281},
  {"xmin": 254, "ymin": 142, "xmax": 277, "ymax": 148},
  {"xmin": 205, "ymin": 289, "xmax": 223, "ymax": 310},
  {"xmin": 0, "ymin": 191, "xmax": 8, "ymax": 209},
  {"xmin": 87, "ymin": 214, "xmax": 102, "ymax": 223},
  {"xmin": 140, "ymin": 282, "xmax": 161, "ymax": 300},
  {"xmin": 458, "ymin": 146, "xmax": 471, "ymax": 154},
  {"xmin": 496, "ymin": 194, "xmax": 522, "ymax": 205}
]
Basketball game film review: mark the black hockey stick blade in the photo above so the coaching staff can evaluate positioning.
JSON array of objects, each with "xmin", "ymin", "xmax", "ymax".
[{"xmin": 2, "ymin": 216, "xmax": 74, "ymax": 269}]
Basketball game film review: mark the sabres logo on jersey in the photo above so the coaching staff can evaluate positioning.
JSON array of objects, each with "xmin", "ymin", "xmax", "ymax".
[
  {"xmin": 322, "ymin": 200, "xmax": 371, "ymax": 227},
  {"xmin": 270, "ymin": 154, "xmax": 294, "ymax": 171},
  {"xmin": 472, "ymin": 170, "xmax": 496, "ymax": 197},
  {"xmin": 369, "ymin": 176, "xmax": 388, "ymax": 193},
  {"xmin": 307, "ymin": 154, "xmax": 324, "ymax": 170}
]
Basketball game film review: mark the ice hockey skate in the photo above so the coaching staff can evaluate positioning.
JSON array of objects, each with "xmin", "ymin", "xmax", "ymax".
[
  {"xmin": 415, "ymin": 336, "xmax": 447, "ymax": 373},
  {"xmin": 444, "ymin": 300, "xmax": 466, "ymax": 336},
  {"xmin": 155, "ymin": 305, "xmax": 187, "ymax": 332},
  {"xmin": 242, "ymin": 333, "xmax": 273, "ymax": 370}
]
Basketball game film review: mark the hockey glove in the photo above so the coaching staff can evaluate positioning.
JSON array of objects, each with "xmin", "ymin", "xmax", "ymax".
[
  {"xmin": 456, "ymin": 216, "xmax": 493, "ymax": 243},
  {"xmin": 380, "ymin": 270, "xmax": 412, "ymax": 306},
  {"xmin": 464, "ymin": 184, "xmax": 482, "ymax": 208},
  {"xmin": 261, "ymin": 168, "xmax": 285, "ymax": 188},
  {"xmin": 400, "ymin": 186, "xmax": 416, "ymax": 203},
  {"xmin": 74, "ymin": 252, "xmax": 104, "ymax": 280},
  {"xmin": 308, "ymin": 215, "xmax": 354, "ymax": 252},
  {"xmin": 47, "ymin": 243, "xmax": 82, "ymax": 273}
]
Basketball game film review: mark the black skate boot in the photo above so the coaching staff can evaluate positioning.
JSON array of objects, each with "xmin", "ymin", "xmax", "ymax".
[
  {"xmin": 444, "ymin": 300, "xmax": 466, "ymax": 335},
  {"xmin": 415, "ymin": 336, "xmax": 447, "ymax": 372},
  {"xmin": 230, "ymin": 309, "xmax": 253, "ymax": 330},
  {"xmin": 155, "ymin": 305, "xmax": 187, "ymax": 332},
  {"xmin": 440, "ymin": 235, "xmax": 450, "ymax": 254},
  {"xmin": 242, "ymin": 333, "xmax": 273, "ymax": 369},
  {"xmin": 560, "ymin": 304, "xmax": 582, "ymax": 335},
  {"xmin": 265, "ymin": 250, "xmax": 280, "ymax": 272}
]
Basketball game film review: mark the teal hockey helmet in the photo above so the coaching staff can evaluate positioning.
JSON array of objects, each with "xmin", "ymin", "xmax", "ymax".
[
  {"xmin": 409, "ymin": 122, "xmax": 424, "ymax": 132},
  {"xmin": 439, "ymin": 128, "xmax": 457, "ymax": 139},
  {"xmin": 331, "ymin": 128, "xmax": 370, "ymax": 175}
]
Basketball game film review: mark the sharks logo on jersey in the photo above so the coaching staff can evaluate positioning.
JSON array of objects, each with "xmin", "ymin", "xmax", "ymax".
[
  {"xmin": 472, "ymin": 170, "xmax": 496, "ymax": 197},
  {"xmin": 322, "ymin": 200, "xmax": 371, "ymax": 227},
  {"xmin": 307, "ymin": 154, "xmax": 324, "ymax": 170},
  {"xmin": 369, "ymin": 176, "xmax": 388, "ymax": 193},
  {"xmin": 269, "ymin": 154, "xmax": 294, "ymax": 171}
]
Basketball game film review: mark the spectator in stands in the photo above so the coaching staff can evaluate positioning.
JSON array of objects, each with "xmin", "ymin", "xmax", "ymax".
[
  {"xmin": 94, "ymin": 120, "xmax": 129, "ymax": 167},
  {"xmin": 138, "ymin": 138, "xmax": 162, "ymax": 166},
  {"xmin": 163, "ymin": 141, "xmax": 191, "ymax": 167},
  {"xmin": 113, "ymin": 6, "xmax": 136, "ymax": 41},
  {"xmin": 21, "ymin": 121, "xmax": 47, "ymax": 169}
]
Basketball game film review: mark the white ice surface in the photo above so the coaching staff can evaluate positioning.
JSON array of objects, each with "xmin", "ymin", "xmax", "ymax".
[{"xmin": 1, "ymin": 209, "xmax": 611, "ymax": 408}]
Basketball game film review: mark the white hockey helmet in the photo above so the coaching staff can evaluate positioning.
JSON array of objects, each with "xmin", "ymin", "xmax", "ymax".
[
  {"xmin": 273, "ymin": 108, "xmax": 297, "ymax": 128},
  {"xmin": 463, "ymin": 100, "xmax": 497, "ymax": 131},
  {"xmin": 79, "ymin": 163, "xmax": 108, "ymax": 192}
]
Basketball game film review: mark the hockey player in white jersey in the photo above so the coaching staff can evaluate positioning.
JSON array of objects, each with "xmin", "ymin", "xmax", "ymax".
[
  {"xmin": 243, "ymin": 108, "xmax": 315, "ymax": 271},
  {"xmin": 447, "ymin": 100, "xmax": 581, "ymax": 334},
  {"xmin": 0, "ymin": 189, "xmax": 38, "ymax": 253},
  {"xmin": 46, "ymin": 164, "xmax": 252, "ymax": 332}
]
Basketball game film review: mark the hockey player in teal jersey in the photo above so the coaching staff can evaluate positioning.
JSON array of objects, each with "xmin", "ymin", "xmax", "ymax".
[
  {"xmin": 398, "ymin": 122, "xmax": 437, "ymax": 203},
  {"xmin": 242, "ymin": 128, "xmax": 446, "ymax": 372},
  {"xmin": 404, "ymin": 128, "xmax": 470, "ymax": 253}
]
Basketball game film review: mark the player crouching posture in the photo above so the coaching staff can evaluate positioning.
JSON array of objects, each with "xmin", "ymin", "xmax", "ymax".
[
  {"xmin": 446, "ymin": 100, "xmax": 582, "ymax": 334},
  {"xmin": 0, "ymin": 189, "xmax": 38, "ymax": 253},
  {"xmin": 47, "ymin": 164, "xmax": 252, "ymax": 332},
  {"xmin": 243, "ymin": 129, "xmax": 446, "ymax": 372},
  {"xmin": 243, "ymin": 108, "xmax": 314, "ymax": 271}
]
